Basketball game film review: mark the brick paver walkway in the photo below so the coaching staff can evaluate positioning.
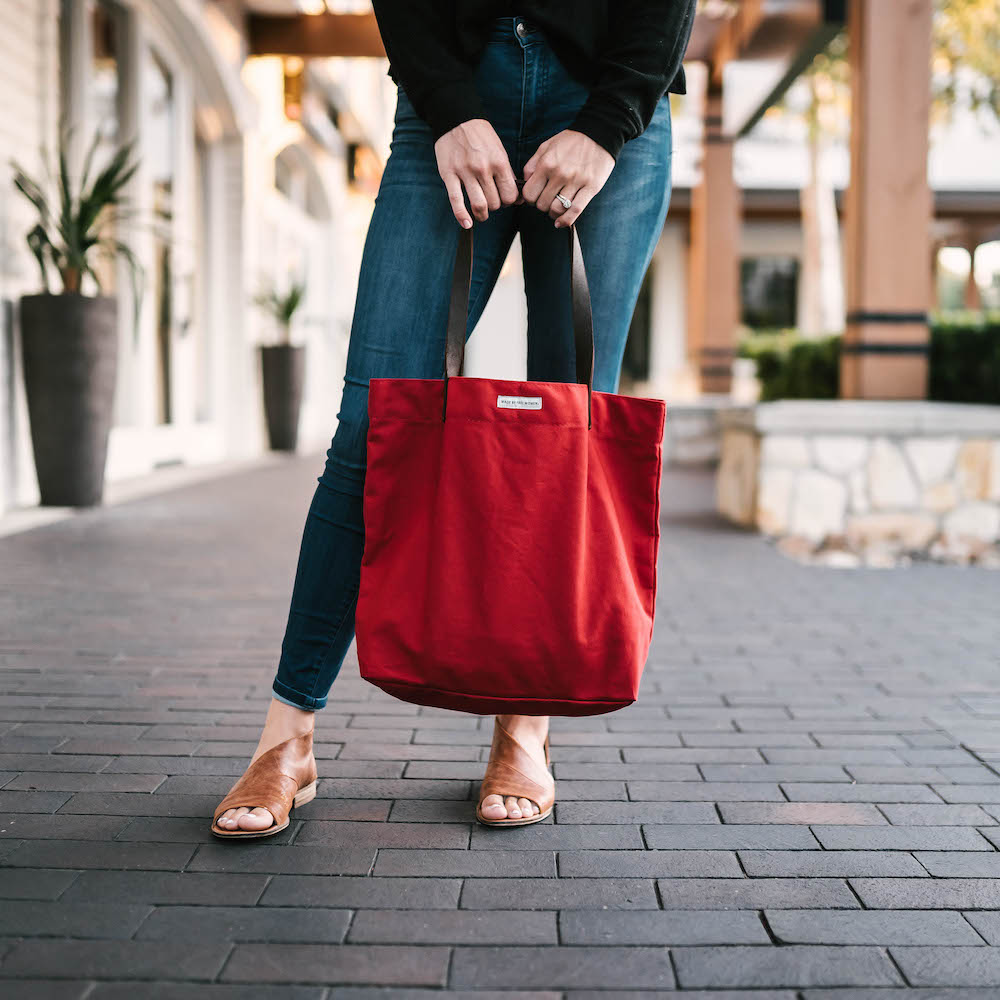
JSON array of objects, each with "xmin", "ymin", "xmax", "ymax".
[{"xmin": 1, "ymin": 455, "xmax": 1000, "ymax": 997}]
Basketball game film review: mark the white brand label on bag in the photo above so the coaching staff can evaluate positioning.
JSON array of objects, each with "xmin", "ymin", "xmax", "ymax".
[{"xmin": 497, "ymin": 395, "xmax": 542, "ymax": 410}]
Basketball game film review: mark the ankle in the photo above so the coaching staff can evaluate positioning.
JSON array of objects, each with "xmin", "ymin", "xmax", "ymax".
[
  {"xmin": 266, "ymin": 697, "xmax": 316, "ymax": 729},
  {"xmin": 496, "ymin": 714, "xmax": 549, "ymax": 742}
]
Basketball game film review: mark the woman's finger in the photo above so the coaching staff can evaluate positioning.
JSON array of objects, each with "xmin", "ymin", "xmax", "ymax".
[
  {"xmin": 461, "ymin": 173, "xmax": 491, "ymax": 222},
  {"xmin": 548, "ymin": 183, "xmax": 583, "ymax": 221},
  {"xmin": 535, "ymin": 171, "xmax": 572, "ymax": 217},
  {"xmin": 442, "ymin": 172, "xmax": 473, "ymax": 229},
  {"xmin": 554, "ymin": 185, "xmax": 595, "ymax": 228},
  {"xmin": 478, "ymin": 170, "xmax": 502, "ymax": 213},
  {"xmin": 494, "ymin": 161, "xmax": 520, "ymax": 207}
]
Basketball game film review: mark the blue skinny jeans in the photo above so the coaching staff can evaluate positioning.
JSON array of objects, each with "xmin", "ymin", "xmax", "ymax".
[{"xmin": 271, "ymin": 15, "xmax": 673, "ymax": 711}]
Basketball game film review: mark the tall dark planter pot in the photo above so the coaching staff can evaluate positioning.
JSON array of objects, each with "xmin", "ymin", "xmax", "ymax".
[
  {"xmin": 260, "ymin": 343, "xmax": 305, "ymax": 452},
  {"xmin": 20, "ymin": 294, "xmax": 118, "ymax": 507}
]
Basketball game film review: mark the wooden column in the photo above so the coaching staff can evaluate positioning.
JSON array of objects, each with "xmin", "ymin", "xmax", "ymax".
[
  {"xmin": 841, "ymin": 0, "xmax": 933, "ymax": 399},
  {"xmin": 687, "ymin": 86, "xmax": 742, "ymax": 394}
]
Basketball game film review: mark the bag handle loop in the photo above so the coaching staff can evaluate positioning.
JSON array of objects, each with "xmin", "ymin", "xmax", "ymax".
[{"xmin": 443, "ymin": 223, "xmax": 595, "ymax": 427}]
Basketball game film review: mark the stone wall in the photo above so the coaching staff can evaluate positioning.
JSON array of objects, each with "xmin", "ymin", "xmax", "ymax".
[{"xmin": 717, "ymin": 401, "xmax": 1000, "ymax": 566}]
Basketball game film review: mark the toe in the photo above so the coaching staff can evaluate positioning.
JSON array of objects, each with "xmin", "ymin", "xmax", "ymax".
[
  {"xmin": 517, "ymin": 797, "xmax": 535, "ymax": 817},
  {"xmin": 503, "ymin": 795, "xmax": 522, "ymax": 819},
  {"xmin": 479, "ymin": 793, "xmax": 508, "ymax": 820},
  {"xmin": 237, "ymin": 807, "xmax": 274, "ymax": 831}
]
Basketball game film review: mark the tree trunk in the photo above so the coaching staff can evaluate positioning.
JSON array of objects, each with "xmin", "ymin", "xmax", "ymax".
[{"xmin": 798, "ymin": 131, "xmax": 844, "ymax": 337}]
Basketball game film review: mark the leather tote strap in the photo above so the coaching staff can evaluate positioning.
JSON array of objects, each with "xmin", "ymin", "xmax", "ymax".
[{"xmin": 443, "ymin": 224, "xmax": 595, "ymax": 426}]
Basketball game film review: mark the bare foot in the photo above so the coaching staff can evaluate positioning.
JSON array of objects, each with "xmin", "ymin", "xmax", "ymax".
[
  {"xmin": 478, "ymin": 714, "xmax": 550, "ymax": 821},
  {"xmin": 214, "ymin": 697, "xmax": 315, "ymax": 832}
]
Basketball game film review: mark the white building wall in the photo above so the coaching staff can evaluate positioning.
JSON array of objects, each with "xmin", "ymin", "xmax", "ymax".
[{"xmin": 0, "ymin": 0, "xmax": 61, "ymax": 512}]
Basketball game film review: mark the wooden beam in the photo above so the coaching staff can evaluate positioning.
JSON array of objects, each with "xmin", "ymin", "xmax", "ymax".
[
  {"xmin": 709, "ymin": 0, "xmax": 765, "ymax": 89},
  {"xmin": 247, "ymin": 12, "xmax": 385, "ymax": 58},
  {"xmin": 840, "ymin": 0, "xmax": 933, "ymax": 400},
  {"xmin": 688, "ymin": 87, "xmax": 743, "ymax": 395}
]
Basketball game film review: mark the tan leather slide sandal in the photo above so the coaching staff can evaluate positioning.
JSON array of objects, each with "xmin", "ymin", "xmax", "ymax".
[
  {"xmin": 211, "ymin": 731, "xmax": 318, "ymax": 839},
  {"xmin": 476, "ymin": 718, "xmax": 555, "ymax": 827}
]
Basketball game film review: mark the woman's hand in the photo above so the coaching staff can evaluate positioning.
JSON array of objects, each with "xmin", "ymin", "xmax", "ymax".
[
  {"xmin": 521, "ymin": 130, "xmax": 615, "ymax": 228},
  {"xmin": 435, "ymin": 119, "xmax": 520, "ymax": 229}
]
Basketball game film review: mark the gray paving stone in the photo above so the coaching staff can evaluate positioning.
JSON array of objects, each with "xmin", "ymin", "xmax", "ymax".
[
  {"xmin": 914, "ymin": 851, "xmax": 1000, "ymax": 877},
  {"xmin": 559, "ymin": 908, "xmax": 769, "ymax": 945},
  {"xmin": 220, "ymin": 943, "xmax": 449, "ymax": 986},
  {"xmin": 671, "ymin": 944, "xmax": 903, "ymax": 988},
  {"xmin": 851, "ymin": 877, "xmax": 1000, "ymax": 909},
  {"xmin": 558, "ymin": 849, "xmax": 742, "ymax": 878},
  {"xmin": 0, "ymin": 900, "xmax": 151, "ymax": 938},
  {"xmin": 450, "ymin": 946, "xmax": 675, "ymax": 989},
  {"xmin": 554, "ymin": 801, "xmax": 718, "ymax": 824},
  {"xmin": 4, "ymin": 839, "xmax": 196, "ymax": 870},
  {"xmin": 803, "ymin": 990, "xmax": 1000, "ymax": 1000},
  {"xmin": 879, "ymin": 803, "xmax": 997, "ymax": 825},
  {"xmin": 557, "ymin": 755, "xmax": 763, "ymax": 776},
  {"xmin": 294, "ymin": 820, "xmax": 470, "ymax": 848},
  {"xmin": 312, "ymin": 778, "xmax": 471, "ymax": 799},
  {"xmin": 6, "ymin": 771, "xmax": 166, "ymax": 792},
  {"xmin": 813, "ymin": 825, "xmax": 994, "ymax": 850},
  {"xmin": 670, "ymin": 732, "xmax": 814, "ymax": 748},
  {"xmin": 762, "ymin": 748, "xmax": 904, "ymax": 765},
  {"xmin": 0, "ymin": 790, "xmax": 73, "ymax": 812},
  {"xmin": 187, "ymin": 844, "xmax": 376, "ymax": 875},
  {"xmin": 890, "ymin": 946, "xmax": 1000, "ymax": 986},
  {"xmin": 349, "ymin": 909, "xmax": 557, "ymax": 945},
  {"xmin": 59, "ymin": 870, "xmax": 269, "ymax": 905},
  {"xmin": 260, "ymin": 875, "xmax": 462, "ymax": 909},
  {"xmin": 780, "ymin": 782, "xmax": 943, "ymax": 803},
  {"xmin": 962, "ymin": 912, "xmax": 1000, "ymax": 945},
  {"xmin": 470, "ymin": 824, "xmax": 643, "ymax": 849},
  {"xmin": 934, "ymin": 784, "xmax": 1000, "ymax": 803},
  {"xmin": 0, "ymin": 868, "xmax": 81, "ymax": 900},
  {"xmin": 656, "ymin": 877, "xmax": 858, "ymax": 909},
  {"xmin": 0, "ymin": 940, "xmax": 231, "ymax": 980},
  {"xmin": 328, "ymin": 992, "xmax": 553, "ymax": 1000},
  {"xmin": 567, "ymin": 993, "xmax": 795, "ymax": 1000},
  {"xmin": 626, "ymin": 781, "xmax": 785, "ymax": 801},
  {"xmin": 460, "ymin": 877, "xmax": 658, "ymax": 910},
  {"xmin": 765, "ymin": 908, "xmax": 984, "ymax": 945},
  {"xmin": 0, "ymin": 982, "xmax": 94, "ymax": 1000},
  {"xmin": 134, "ymin": 905, "xmax": 352, "ymax": 942},
  {"xmin": 56, "ymin": 791, "xmax": 224, "ymax": 817},
  {"xmin": 374, "ymin": 849, "xmax": 555, "ymax": 877},
  {"xmin": 0, "ymin": 815, "xmax": 130, "ymax": 840},
  {"xmin": 700, "ymin": 765, "xmax": 851, "ymax": 782},
  {"xmin": 739, "ymin": 849, "xmax": 928, "ymax": 877},
  {"xmin": 719, "ymin": 802, "xmax": 888, "ymax": 825},
  {"xmin": 643, "ymin": 823, "xmax": 820, "ymax": 850}
]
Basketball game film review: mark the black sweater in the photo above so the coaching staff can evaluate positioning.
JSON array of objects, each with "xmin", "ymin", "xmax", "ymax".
[{"xmin": 370, "ymin": 1, "xmax": 697, "ymax": 160}]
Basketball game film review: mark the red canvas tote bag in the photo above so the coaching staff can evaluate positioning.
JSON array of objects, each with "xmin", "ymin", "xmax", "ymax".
[{"xmin": 355, "ymin": 224, "xmax": 665, "ymax": 716}]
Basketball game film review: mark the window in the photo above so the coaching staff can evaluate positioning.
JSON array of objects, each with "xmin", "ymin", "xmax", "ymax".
[{"xmin": 740, "ymin": 256, "xmax": 799, "ymax": 330}]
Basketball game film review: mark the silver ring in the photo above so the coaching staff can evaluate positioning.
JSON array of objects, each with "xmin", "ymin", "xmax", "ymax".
[{"xmin": 555, "ymin": 192, "xmax": 572, "ymax": 210}]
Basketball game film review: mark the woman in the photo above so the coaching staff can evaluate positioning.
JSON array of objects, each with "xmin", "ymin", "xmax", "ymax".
[{"xmin": 212, "ymin": 1, "xmax": 696, "ymax": 838}]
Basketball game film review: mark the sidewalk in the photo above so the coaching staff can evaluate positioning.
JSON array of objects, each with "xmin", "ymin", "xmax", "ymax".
[{"xmin": 1, "ymin": 454, "xmax": 999, "ymax": 996}]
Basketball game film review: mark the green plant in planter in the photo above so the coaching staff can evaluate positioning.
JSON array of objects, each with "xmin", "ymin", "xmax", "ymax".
[
  {"xmin": 11, "ymin": 130, "xmax": 143, "ymax": 305},
  {"xmin": 253, "ymin": 279, "xmax": 307, "ymax": 344},
  {"xmin": 11, "ymin": 129, "xmax": 143, "ymax": 507},
  {"xmin": 253, "ymin": 279, "xmax": 309, "ymax": 452}
]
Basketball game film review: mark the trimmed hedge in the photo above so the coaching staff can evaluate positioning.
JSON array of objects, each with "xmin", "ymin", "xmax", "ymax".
[{"xmin": 739, "ymin": 313, "xmax": 1000, "ymax": 404}]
